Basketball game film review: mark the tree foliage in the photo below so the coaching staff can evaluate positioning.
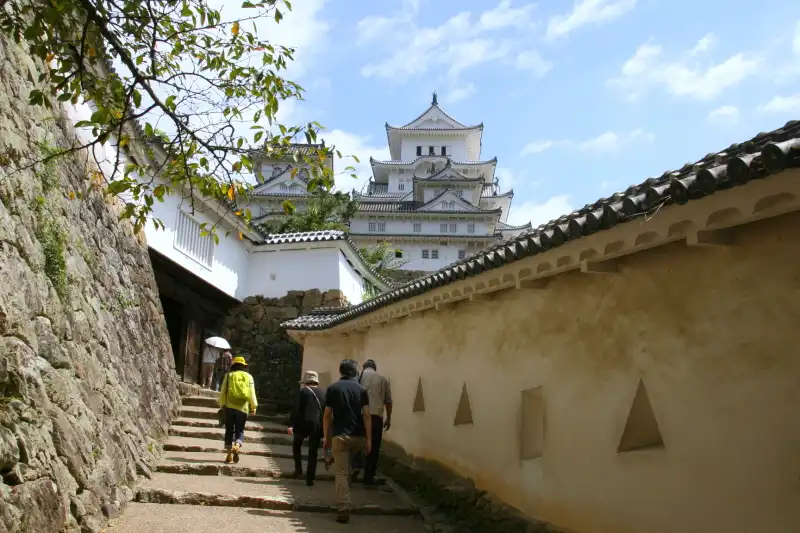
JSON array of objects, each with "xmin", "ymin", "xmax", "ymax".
[
  {"xmin": 259, "ymin": 189, "xmax": 358, "ymax": 234},
  {"xmin": 0, "ymin": 0, "xmax": 356, "ymax": 238},
  {"xmin": 359, "ymin": 241, "xmax": 407, "ymax": 300},
  {"xmin": 360, "ymin": 241, "xmax": 408, "ymax": 275}
]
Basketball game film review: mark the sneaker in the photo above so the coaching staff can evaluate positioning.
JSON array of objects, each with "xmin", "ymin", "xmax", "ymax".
[
  {"xmin": 305, "ymin": 479, "xmax": 314, "ymax": 487},
  {"xmin": 335, "ymin": 513, "xmax": 350, "ymax": 524},
  {"xmin": 291, "ymin": 470, "xmax": 303, "ymax": 479},
  {"xmin": 232, "ymin": 443, "xmax": 241, "ymax": 464}
]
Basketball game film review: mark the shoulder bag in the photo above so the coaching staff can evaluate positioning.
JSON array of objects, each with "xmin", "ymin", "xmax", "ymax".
[{"xmin": 217, "ymin": 374, "xmax": 229, "ymax": 427}]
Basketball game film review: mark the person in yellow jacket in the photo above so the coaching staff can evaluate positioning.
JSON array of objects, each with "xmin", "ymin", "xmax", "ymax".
[{"xmin": 218, "ymin": 356, "xmax": 258, "ymax": 464}]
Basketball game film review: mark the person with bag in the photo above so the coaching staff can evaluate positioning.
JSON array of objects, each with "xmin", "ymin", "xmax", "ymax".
[
  {"xmin": 217, "ymin": 356, "xmax": 258, "ymax": 464},
  {"xmin": 287, "ymin": 370, "xmax": 326, "ymax": 486}
]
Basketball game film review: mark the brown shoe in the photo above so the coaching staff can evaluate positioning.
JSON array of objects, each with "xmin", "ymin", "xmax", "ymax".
[
  {"xmin": 224, "ymin": 449, "xmax": 233, "ymax": 464},
  {"xmin": 232, "ymin": 442, "xmax": 241, "ymax": 464},
  {"xmin": 335, "ymin": 512, "xmax": 350, "ymax": 524}
]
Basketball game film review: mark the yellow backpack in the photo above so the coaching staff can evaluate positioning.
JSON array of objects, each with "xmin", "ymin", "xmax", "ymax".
[{"xmin": 227, "ymin": 371, "xmax": 251, "ymax": 401}]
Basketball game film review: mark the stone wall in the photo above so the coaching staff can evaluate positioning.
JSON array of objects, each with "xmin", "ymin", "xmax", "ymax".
[
  {"xmin": 0, "ymin": 36, "xmax": 180, "ymax": 532},
  {"xmin": 380, "ymin": 441, "xmax": 566, "ymax": 533},
  {"xmin": 221, "ymin": 289, "xmax": 346, "ymax": 407}
]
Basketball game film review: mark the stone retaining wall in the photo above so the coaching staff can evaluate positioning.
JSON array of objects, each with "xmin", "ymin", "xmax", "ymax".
[
  {"xmin": 380, "ymin": 441, "xmax": 568, "ymax": 533},
  {"xmin": 221, "ymin": 290, "xmax": 346, "ymax": 407},
  {"xmin": 0, "ymin": 36, "xmax": 180, "ymax": 532}
]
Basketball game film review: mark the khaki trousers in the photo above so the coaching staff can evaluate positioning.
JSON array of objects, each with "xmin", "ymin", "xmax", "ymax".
[
  {"xmin": 200, "ymin": 362, "xmax": 214, "ymax": 388},
  {"xmin": 332, "ymin": 435, "xmax": 366, "ymax": 511}
]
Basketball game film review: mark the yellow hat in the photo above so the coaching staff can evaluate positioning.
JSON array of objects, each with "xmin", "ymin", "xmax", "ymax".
[{"xmin": 232, "ymin": 356, "xmax": 248, "ymax": 366}]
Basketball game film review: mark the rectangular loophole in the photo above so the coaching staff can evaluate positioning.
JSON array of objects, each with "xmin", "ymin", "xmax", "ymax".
[{"xmin": 520, "ymin": 386, "xmax": 544, "ymax": 460}]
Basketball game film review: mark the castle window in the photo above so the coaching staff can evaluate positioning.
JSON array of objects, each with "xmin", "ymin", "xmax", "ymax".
[{"xmin": 174, "ymin": 210, "xmax": 214, "ymax": 268}]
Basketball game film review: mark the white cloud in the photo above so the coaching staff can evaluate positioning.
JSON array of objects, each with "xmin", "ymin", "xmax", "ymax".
[
  {"xmin": 794, "ymin": 21, "xmax": 800, "ymax": 56},
  {"xmin": 521, "ymin": 129, "xmax": 652, "ymax": 156},
  {"xmin": 609, "ymin": 36, "xmax": 759, "ymax": 101},
  {"xmin": 546, "ymin": 0, "xmax": 637, "ymax": 41},
  {"xmin": 760, "ymin": 93, "xmax": 800, "ymax": 114},
  {"xmin": 358, "ymin": 1, "xmax": 548, "ymax": 84},
  {"xmin": 515, "ymin": 49, "xmax": 553, "ymax": 77},
  {"xmin": 321, "ymin": 130, "xmax": 390, "ymax": 193},
  {"xmin": 579, "ymin": 129, "xmax": 654, "ymax": 153},
  {"xmin": 507, "ymin": 195, "xmax": 573, "ymax": 227},
  {"xmin": 495, "ymin": 167, "xmax": 531, "ymax": 190},
  {"xmin": 690, "ymin": 33, "xmax": 716, "ymax": 56},
  {"xmin": 707, "ymin": 105, "xmax": 740, "ymax": 124},
  {"xmin": 356, "ymin": 0, "xmax": 421, "ymax": 44},
  {"xmin": 443, "ymin": 83, "xmax": 476, "ymax": 104},
  {"xmin": 478, "ymin": 0, "xmax": 537, "ymax": 31},
  {"xmin": 521, "ymin": 140, "xmax": 558, "ymax": 155},
  {"xmin": 213, "ymin": 0, "xmax": 330, "ymax": 80}
]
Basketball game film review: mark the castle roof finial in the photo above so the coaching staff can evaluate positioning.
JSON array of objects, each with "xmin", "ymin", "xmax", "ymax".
[{"xmin": 432, "ymin": 91, "xmax": 438, "ymax": 106}]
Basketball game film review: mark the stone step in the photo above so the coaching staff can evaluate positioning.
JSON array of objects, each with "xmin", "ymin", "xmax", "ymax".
[
  {"xmin": 181, "ymin": 395, "xmax": 291, "ymax": 413},
  {"xmin": 135, "ymin": 473, "xmax": 417, "ymax": 515},
  {"xmin": 107, "ymin": 503, "xmax": 429, "ymax": 532},
  {"xmin": 179, "ymin": 406, "xmax": 288, "ymax": 424},
  {"xmin": 172, "ymin": 417, "xmax": 288, "ymax": 435},
  {"xmin": 158, "ymin": 451, "xmax": 332, "ymax": 480},
  {"xmin": 162, "ymin": 436, "xmax": 311, "ymax": 459},
  {"xmin": 168, "ymin": 426, "xmax": 295, "ymax": 447}
]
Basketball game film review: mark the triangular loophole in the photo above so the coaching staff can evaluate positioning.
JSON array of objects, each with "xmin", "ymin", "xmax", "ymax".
[
  {"xmin": 617, "ymin": 379, "xmax": 664, "ymax": 453},
  {"xmin": 453, "ymin": 382, "xmax": 473, "ymax": 426},
  {"xmin": 413, "ymin": 377, "xmax": 425, "ymax": 413}
]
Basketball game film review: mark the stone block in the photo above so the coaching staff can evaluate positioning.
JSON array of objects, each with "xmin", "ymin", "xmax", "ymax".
[
  {"xmin": 302, "ymin": 288, "xmax": 323, "ymax": 309},
  {"xmin": 279, "ymin": 290, "xmax": 304, "ymax": 308}
]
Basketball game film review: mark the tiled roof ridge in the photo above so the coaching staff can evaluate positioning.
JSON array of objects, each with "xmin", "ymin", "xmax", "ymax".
[
  {"xmin": 370, "ymin": 156, "xmax": 497, "ymax": 166},
  {"xmin": 416, "ymin": 188, "xmax": 499, "ymax": 214},
  {"xmin": 395, "ymin": 100, "xmax": 468, "ymax": 129},
  {"xmin": 254, "ymin": 230, "xmax": 396, "ymax": 288},
  {"xmin": 353, "ymin": 189, "xmax": 411, "ymax": 200},
  {"xmin": 497, "ymin": 221, "xmax": 532, "ymax": 230},
  {"xmin": 481, "ymin": 189, "xmax": 514, "ymax": 198},
  {"xmin": 350, "ymin": 232, "xmax": 501, "ymax": 239},
  {"xmin": 386, "ymin": 122, "xmax": 484, "ymax": 132},
  {"xmin": 282, "ymin": 119, "xmax": 800, "ymax": 331},
  {"xmin": 414, "ymin": 161, "xmax": 474, "ymax": 182}
]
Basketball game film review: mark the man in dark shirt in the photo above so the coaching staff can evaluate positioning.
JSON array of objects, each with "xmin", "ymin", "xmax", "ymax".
[
  {"xmin": 323, "ymin": 359, "xmax": 372, "ymax": 524},
  {"xmin": 288, "ymin": 370, "xmax": 326, "ymax": 486}
]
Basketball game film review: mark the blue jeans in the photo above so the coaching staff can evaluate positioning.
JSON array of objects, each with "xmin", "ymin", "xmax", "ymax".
[
  {"xmin": 213, "ymin": 370, "xmax": 227, "ymax": 391},
  {"xmin": 224, "ymin": 407, "xmax": 247, "ymax": 448}
]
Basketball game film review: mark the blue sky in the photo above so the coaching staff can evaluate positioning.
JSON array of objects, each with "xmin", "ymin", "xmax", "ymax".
[{"xmin": 258, "ymin": 0, "xmax": 800, "ymax": 226}]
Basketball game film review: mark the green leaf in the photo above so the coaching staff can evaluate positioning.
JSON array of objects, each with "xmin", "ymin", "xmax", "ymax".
[{"xmin": 132, "ymin": 90, "xmax": 142, "ymax": 107}]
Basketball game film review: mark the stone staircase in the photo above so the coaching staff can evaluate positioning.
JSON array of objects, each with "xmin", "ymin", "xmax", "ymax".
[{"xmin": 106, "ymin": 390, "xmax": 431, "ymax": 532}]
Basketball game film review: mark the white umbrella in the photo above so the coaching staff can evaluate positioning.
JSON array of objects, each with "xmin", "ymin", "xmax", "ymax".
[{"xmin": 205, "ymin": 337, "xmax": 231, "ymax": 350}]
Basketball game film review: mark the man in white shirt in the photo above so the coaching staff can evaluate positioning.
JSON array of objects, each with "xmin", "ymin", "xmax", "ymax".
[
  {"xmin": 200, "ymin": 344, "xmax": 219, "ymax": 389},
  {"xmin": 358, "ymin": 359, "xmax": 392, "ymax": 486}
]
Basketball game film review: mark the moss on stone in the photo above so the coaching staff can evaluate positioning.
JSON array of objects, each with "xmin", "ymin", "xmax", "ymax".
[
  {"xmin": 35, "ymin": 140, "xmax": 60, "ymax": 193},
  {"xmin": 38, "ymin": 218, "xmax": 68, "ymax": 301}
]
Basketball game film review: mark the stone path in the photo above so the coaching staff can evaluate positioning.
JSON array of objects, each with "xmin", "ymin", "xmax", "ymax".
[{"xmin": 106, "ymin": 392, "xmax": 430, "ymax": 532}]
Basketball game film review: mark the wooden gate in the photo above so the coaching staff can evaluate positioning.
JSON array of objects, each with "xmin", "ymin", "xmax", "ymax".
[{"xmin": 183, "ymin": 318, "xmax": 203, "ymax": 384}]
